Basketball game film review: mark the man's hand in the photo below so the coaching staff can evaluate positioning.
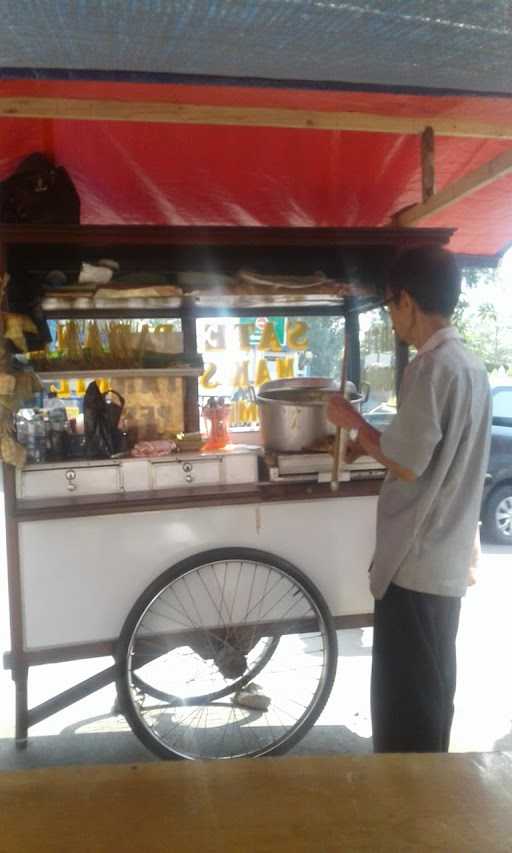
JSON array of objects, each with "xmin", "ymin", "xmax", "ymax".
[
  {"xmin": 328, "ymin": 393, "xmax": 416, "ymax": 483},
  {"xmin": 344, "ymin": 438, "xmax": 365, "ymax": 464},
  {"xmin": 327, "ymin": 393, "xmax": 362, "ymax": 431}
]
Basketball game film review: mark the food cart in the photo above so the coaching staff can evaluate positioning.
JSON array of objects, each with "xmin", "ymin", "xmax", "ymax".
[
  {"xmin": 1, "ymin": 223, "xmax": 452, "ymax": 761},
  {"xmin": 1, "ymin": 7, "xmax": 512, "ymax": 764}
]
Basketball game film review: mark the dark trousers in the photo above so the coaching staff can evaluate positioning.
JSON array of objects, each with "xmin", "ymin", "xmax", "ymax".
[{"xmin": 371, "ymin": 583, "xmax": 461, "ymax": 753}]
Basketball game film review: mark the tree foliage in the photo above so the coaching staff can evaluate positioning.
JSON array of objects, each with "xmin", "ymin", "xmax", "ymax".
[
  {"xmin": 454, "ymin": 267, "xmax": 512, "ymax": 372},
  {"xmin": 297, "ymin": 316, "xmax": 344, "ymax": 378}
]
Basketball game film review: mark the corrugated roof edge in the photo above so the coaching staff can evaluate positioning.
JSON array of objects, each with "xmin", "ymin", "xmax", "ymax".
[{"xmin": 1, "ymin": 68, "xmax": 512, "ymax": 101}]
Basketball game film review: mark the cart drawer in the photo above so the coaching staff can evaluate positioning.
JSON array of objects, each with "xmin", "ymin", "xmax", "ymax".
[
  {"xmin": 17, "ymin": 465, "xmax": 121, "ymax": 499},
  {"xmin": 223, "ymin": 453, "xmax": 258, "ymax": 484},
  {"xmin": 151, "ymin": 458, "xmax": 221, "ymax": 489}
]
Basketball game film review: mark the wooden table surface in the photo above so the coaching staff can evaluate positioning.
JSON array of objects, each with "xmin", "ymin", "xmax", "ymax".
[{"xmin": 2, "ymin": 753, "xmax": 512, "ymax": 852}]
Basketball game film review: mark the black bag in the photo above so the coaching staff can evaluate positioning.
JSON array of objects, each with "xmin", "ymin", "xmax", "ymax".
[
  {"xmin": 1, "ymin": 153, "xmax": 81, "ymax": 351},
  {"xmin": 84, "ymin": 383, "xmax": 125, "ymax": 459},
  {"xmin": 0, "ymin": 152, "xmax": 80, "ymax": 224}
]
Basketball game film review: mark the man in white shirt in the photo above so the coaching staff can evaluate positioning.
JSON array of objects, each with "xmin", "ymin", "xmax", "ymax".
[{"xmin": 328, "ymin": 246, "xmax": 491, "ymax": 752}]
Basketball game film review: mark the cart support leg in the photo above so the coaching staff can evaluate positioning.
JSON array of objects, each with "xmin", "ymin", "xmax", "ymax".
[{"xmin": 14, "ymin": 665, "xmax": 28, "ymax": 749}]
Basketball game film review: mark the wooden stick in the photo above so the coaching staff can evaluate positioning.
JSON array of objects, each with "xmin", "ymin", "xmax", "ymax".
[{"xmin": 331, "ymin": 324, "xmax": 350, "ymax": 491}]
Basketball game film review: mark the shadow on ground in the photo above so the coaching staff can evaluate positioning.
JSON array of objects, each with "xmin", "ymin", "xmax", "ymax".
[{"xmin": 0, "ymin": 723, "xmax": 372, "ymax": 771}]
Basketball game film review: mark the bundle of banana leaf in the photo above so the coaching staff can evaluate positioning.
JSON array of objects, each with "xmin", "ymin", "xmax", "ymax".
[{"xmin": 0, "ymin": 275, "xmax": 42, "ymax": 466}]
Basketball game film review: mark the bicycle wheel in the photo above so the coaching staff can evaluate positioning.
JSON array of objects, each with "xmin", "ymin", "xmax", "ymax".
[{"xmin": 116, "ymin": 547, "xmax": 338, "ymax": 760}]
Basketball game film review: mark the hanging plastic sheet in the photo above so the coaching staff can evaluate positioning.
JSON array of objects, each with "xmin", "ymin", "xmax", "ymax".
[{"xmin": 0, "ymin": 77, "xmax": 512, "ymax": 258}]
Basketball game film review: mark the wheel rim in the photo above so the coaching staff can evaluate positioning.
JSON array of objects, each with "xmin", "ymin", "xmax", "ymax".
[
  {"xmin": 124, "ymin": 557, "xmax": 333, "ymax": 760},
  {"xmin": 496, "ymin": 496, "xmax": 512, "ymax": 537}
]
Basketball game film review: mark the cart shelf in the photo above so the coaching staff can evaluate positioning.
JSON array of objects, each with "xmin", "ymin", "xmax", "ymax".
[{"xmin": 34, "ymin": 367, "xmax": 203, "ymax": 379}]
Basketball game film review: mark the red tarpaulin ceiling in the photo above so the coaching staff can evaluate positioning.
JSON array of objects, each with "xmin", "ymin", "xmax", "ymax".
[{"xmin": 1, "ymin": 79, "xmax": 512, "ymax": 259}]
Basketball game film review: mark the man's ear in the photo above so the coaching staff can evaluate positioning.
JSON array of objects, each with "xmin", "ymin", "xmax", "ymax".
[
  {"xmin": 401, "ymin": 290, "xmax": 414, "ymax": 313},
  {"xmin": 402, "ymin": 290, "xmax": 419, "ymax": 323}
]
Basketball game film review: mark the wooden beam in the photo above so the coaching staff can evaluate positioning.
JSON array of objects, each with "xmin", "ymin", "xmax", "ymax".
[
  {"xmin": 395, "ymin": 147, "xmax": 512, "ymax": 226},
  {"xmin": 2, "ymin": 97, "xmax": 512, "ymax": 139},
  {"xmin": 421, "ymin": 126, "xmax": 435, "ymax": 202},
  {"xmin": 0, "ymin": 224, "xmax": 455, "ymax": 247}
]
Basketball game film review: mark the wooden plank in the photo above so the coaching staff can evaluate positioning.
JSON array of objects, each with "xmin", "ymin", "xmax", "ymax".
[
  {"xmin": 2, "ymin": 96, "xmax": 512, "ymax": 139},
  {"xmin": 13, "ymin": 479, "xmax": 382, "ymax": 522},
  {"xmin": 3, "ymin": 641, "xmax": 115, "ymax": 669},
  {"xmin": 28, "ymin": 665, "xmax": 117, "ymax": 728},
  {"xmin": 396, "ymin": 147, "xmax": 512, "ymax": 226},
  {"xmin": 2, "ymin": 754, "xmax": 512, "ymax": 852},
  {"xmin": 3, "ymin": 611, "xmax": 373, "ymax": 670}
]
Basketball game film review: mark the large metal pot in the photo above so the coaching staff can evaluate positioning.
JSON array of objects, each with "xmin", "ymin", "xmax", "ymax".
[{"xmin": 256, "ymin": 377, "xmax": 365, "ymax": 453}]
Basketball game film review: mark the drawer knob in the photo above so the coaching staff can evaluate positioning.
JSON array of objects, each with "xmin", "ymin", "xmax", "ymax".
[
  {"xmin": 65, "ymin": 469, "xmax": 77, "ymax": 481},
  {"xmin": 185, "ymin": 474, "xmax": 194, "ymax": 484},
  {"xmin": 67, "ymin": 483, "xmax": 77, "ymax": 492},
  {"xmin": 182, "ymin": 463, "xmax": 193, "ymax": 473}
]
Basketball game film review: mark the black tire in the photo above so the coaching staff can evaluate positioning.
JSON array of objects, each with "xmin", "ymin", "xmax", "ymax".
[
  {"xmin": 482, "ymin": 484, "xmax": 512, "ymax": 545},
  {"xmin": 116, "ymin": 547, "xmax": 338, "ymax": 761}
]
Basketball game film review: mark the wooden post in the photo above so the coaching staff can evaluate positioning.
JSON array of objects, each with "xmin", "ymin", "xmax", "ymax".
[
  {"xmin": 390, "ymin": 126, "xmax": 432, "ymax": 393},
  {"xmin": 395, "ymin": 338, "xmax": 409, "ymax": 398},
  {"xmin": 331, "ymin": 323, "xmax": 350, "ymax": 492},
  {"xmin": 0, "ymin": 233, "xmax": 29, "ymax": 747},
  {"xmin": 345, "ymin": 306, "xmax": 361, "ymax": 391},
  {"xmin": 181, "ymin": 300, "xmax": 200, "ymax": 434},
  {"xmin": 2, "ymin": 464, "xmax": 29, "ymax": 748},
  {"xmin": 421, "ymin": 126, "xmax": 435, "ymax": 202}
]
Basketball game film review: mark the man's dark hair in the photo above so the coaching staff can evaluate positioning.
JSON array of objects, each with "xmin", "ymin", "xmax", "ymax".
[{"xmin": 388, "ymin": 246, "xmax": 461, "ymax": 317}]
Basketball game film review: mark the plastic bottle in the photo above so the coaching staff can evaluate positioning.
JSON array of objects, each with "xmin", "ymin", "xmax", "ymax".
[
  {"xmin": 46, "ymin": 392, "xmax": 69, "ymax": 460},
  {"xmin": 27, "ymin": 414, "xmax": 47, "ymax": 463},
  {"xmin": 202, "ymin": 397, "xmax": 231, "ymax": 451},
  {"xmin": 43, "ymin": 413, "xmax": 53, "ymax": 459}
]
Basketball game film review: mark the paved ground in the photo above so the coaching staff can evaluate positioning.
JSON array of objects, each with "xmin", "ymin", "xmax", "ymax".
[{"xmin": 0, "ymin": 544, "xmax": 511, "ymax": 768}]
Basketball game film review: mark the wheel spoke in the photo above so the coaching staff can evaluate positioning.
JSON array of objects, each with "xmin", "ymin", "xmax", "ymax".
[
  {"xmin": 246, "ymin": 566, "xmax": 272, "ymax": 654},
  {"xmin": 245, "ymin": 573, "xmax": 286, "ymax": 622},
  {"xmin": 197, "ymin": 568, "xmax": 227, "ymax": 630}
]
